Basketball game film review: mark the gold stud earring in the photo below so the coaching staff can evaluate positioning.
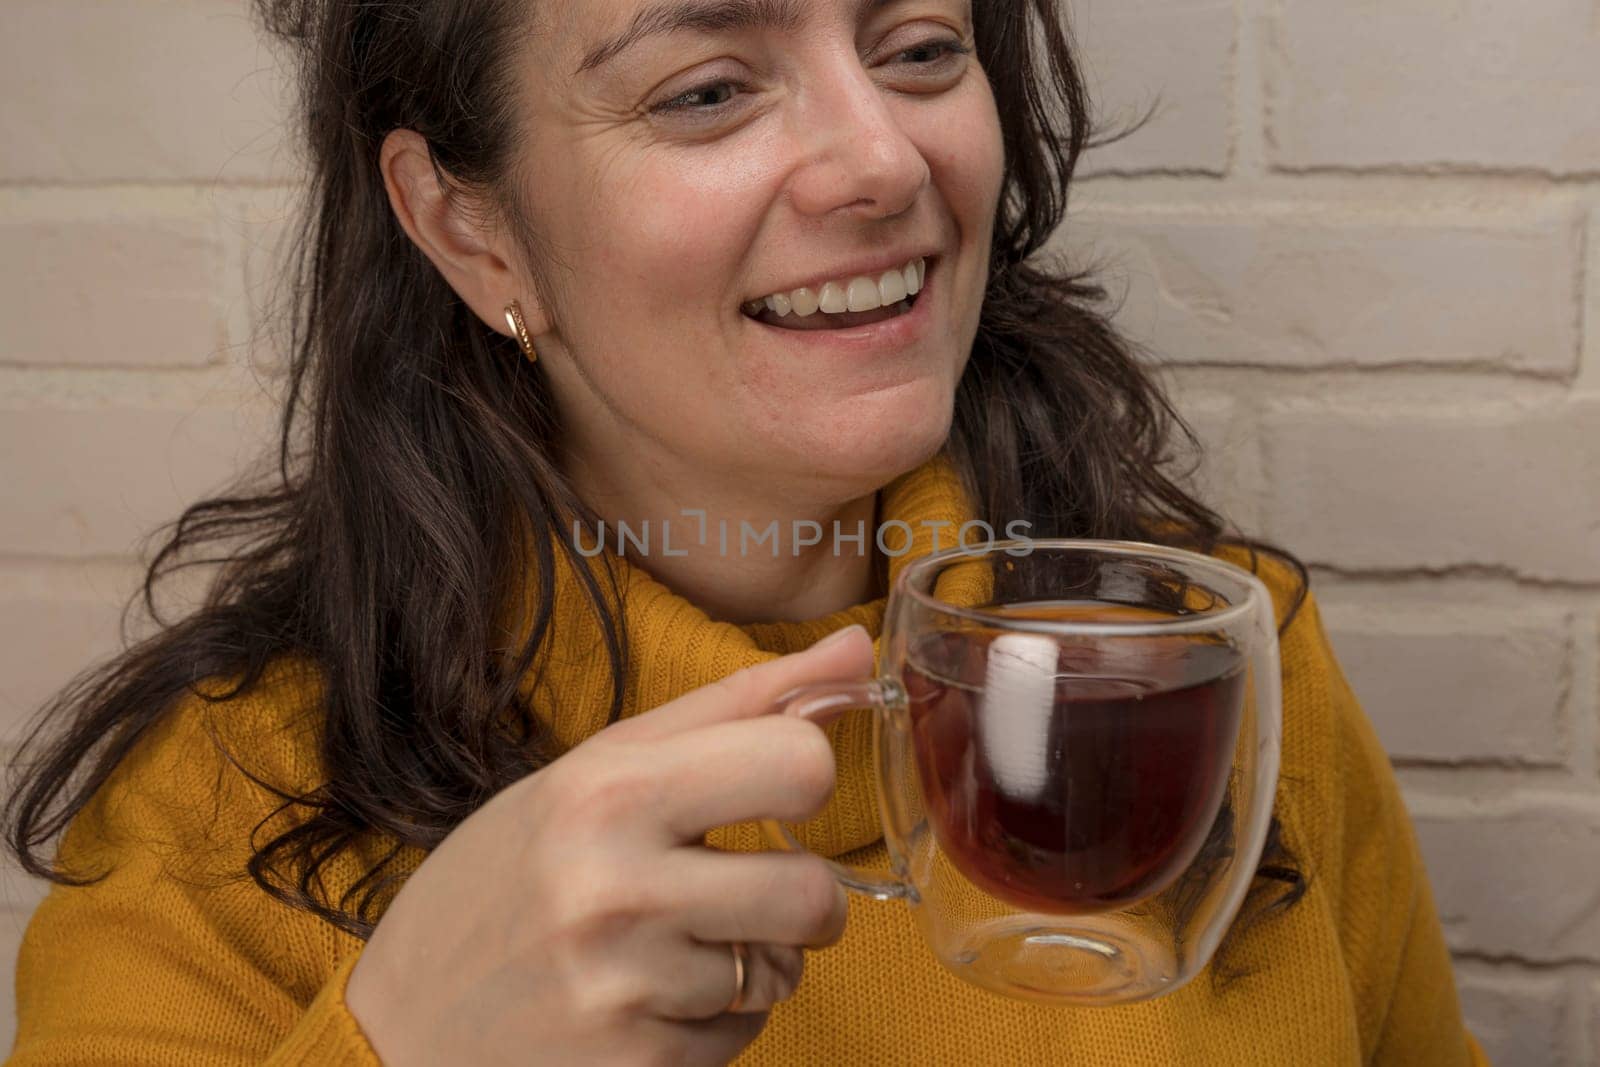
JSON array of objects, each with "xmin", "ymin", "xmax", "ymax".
[{"xmin": 504, "ymin": 301, "xmax": 538, "ymax": 364}]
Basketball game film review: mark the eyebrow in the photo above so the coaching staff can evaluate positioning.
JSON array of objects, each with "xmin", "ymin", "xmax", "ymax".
[{"xmin": 576, "ymin": 0, "xmax": 899, "ymax": 76}]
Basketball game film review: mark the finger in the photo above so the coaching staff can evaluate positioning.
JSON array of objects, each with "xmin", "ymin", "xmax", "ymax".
[
  {"xmin": 666, "ymin": 848, "xmax": 849, "ymax": 950},
  {"xmin": 648, "ymin": 937, "xmax": 803, "ymax": 1020},
  {"xmin": 605, "ymin": 624, "xmax": 875, "ymax": 743},
  {"xmin": 734, "ymin": 943, "xmax": 806, "ymax": 1014},
  {"xmin": 643, "ymin": 1011, "xmax": 768, "ymax": 1065},
  {"xmin": 637, "ymin": 714, "xmax": 839, "ymax": 843}
]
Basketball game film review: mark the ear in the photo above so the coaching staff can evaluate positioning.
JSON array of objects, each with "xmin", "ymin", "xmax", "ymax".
[{"xmin": 378, "ymin": 128, "xmax": 551, "ymax": 338}]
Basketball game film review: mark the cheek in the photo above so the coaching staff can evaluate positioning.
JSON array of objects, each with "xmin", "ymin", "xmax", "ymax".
[
  {"xmin": 558, "ymin": 167, "xmax": 760, "ymax": 389},
  {"xmin": 594, "ymin": 144, "xmax": 780, "ymax": 306},
  {"xmin": 927, "ymin": 78, "xmax": 1006, "ymax": 225},
  {"xmin": 575, "ymin": 165, "xmax": 775, "ymax": 407}
]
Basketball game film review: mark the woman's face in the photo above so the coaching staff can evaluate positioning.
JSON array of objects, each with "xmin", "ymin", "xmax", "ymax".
[{"xmin": 512, "ymin": 0, "xmax": 1004, "ymax": 499}]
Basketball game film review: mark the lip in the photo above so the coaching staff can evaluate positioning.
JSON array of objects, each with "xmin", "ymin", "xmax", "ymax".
[
  {"xmin": 743, "ymin": 255, "xmax": 939, "ymax": 355},
  {"xmin": 744, "ymin": 246, "xmax": 940, "ymax": 304}
]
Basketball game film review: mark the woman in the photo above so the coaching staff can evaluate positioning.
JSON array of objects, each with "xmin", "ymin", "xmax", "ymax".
[{"xmin": 3, "ymin": 0, "xmax": 1487, "ymax": 1064}]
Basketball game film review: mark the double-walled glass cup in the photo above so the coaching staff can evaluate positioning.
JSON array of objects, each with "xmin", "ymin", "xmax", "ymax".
[{"xmin": 763, "ymin": 539, "xmax": 1282, "ymax": 1005}]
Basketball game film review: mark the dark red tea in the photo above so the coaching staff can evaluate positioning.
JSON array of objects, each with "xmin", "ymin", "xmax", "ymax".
[{"xmin": 903, "ymin": 603, "xmax": 1245, "ymax": 915}]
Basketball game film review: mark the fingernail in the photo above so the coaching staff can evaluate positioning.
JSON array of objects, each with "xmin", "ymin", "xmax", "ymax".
[{"xmin": 813, "ymin": 623, "xmax": 866, "ymax": 652}]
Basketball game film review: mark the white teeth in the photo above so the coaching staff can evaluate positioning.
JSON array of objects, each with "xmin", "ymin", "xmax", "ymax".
[
  {"xmin": 746, "ymin": 256, "xmax": 926, "ymax": 319},
  {"xmin": 845, "ymin": 277, "xmax": 881, "ymax": 313},
  {"xmin": 879, "ymin": 268, "xmax": 907, "ymax": 306},
  {"xmin": 818, "ymin": 281, "xmax": 848, "ymax": 314}
]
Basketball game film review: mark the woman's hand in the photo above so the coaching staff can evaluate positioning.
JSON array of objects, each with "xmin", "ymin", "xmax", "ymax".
[{"xmin": 345, "ymin": 624, "xmax": 874, "ymax": 1067}]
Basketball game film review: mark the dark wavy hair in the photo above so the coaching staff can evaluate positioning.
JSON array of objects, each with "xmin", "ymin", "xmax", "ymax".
[{"xmin": 2, "ymin": 0, "xmax": 1308, "ymax": 986}]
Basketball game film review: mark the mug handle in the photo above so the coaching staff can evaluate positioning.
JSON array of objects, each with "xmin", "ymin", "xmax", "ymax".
[{"xmin": 758, "ymin": 678, "xmax": 914, "ymax": 901}]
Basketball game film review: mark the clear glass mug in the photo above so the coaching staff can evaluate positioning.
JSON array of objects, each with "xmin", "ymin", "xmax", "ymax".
[{"xmin": 762, "ymin": 539, "xmax": 1281, "ymax": 1005}]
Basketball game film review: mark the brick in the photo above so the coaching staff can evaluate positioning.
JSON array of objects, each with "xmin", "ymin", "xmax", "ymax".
[
  {"xmin": 232, "ymin": 189, "xmax": 303, "ymax": 375},
  {"xmin": 0, "ymin": 211, "xmax": 225, "ymax": 368},
  {"xmin": 0, "ymin": 403, "xmax": 278, "ymax": 557},
  {"xmin": 1584, "ymin": 210, "xmax": 1600, "ymax": 391},
  {"xmin": 1267, "ymin": 0, "xmax": 1600, "ymax": 174},
  {"xmin": 0, "ymin": 859, "xmax": 50, "ymax": 918},
  {"xmin": 1165, "ymin": 391, "xmax": 1263, "ymax": 532},
  {"xmin": 1319, "ymin": 605, "xmax": 1569, "ymax": 765},
  {"xmin": 1067, "ymin": 0, "xmax": 1234, "ymax": 175},
  {"xmin": 0, "ymin": 572, "xmax": 139, "ymax": 743},
  {"xmin": 1415, "ymin": 809, "xmax": 1600, "ymax": 963},
  {"xmin": 1064, "ymin": 211, "xmax": 1580, "ymax": 374},
  {"xmin": 1591, "ymin": 980, "xmax": 1600, "ymax": 1066},
  {"xmin": 0, "ymin": 909, "xmax": 30, "ymax": 1055},
  {"xmin": 0, "ymin": 0, "xmax": 293, "ymax": 182},
  {"xmin": 1455, "ymin": 971, "xmax": 1568, "ymax": 1067},
  {"xmin": 1260, "ymin": 399, "xmax": 1600, "ymax": 583}
]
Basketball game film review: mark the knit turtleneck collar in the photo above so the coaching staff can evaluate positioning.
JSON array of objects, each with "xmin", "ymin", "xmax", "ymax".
[{"xmin": 518, "ymin": 448, "xmax": 976, "ymax": 857}]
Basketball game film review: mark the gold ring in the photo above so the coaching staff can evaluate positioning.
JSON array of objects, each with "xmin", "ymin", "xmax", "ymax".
[{"xmin": 725, "ymin": 941, "xmax": 751, "ymax": 1013}]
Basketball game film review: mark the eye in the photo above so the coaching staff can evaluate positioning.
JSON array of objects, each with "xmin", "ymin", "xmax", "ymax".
[
  {"xmin": 649, "ymin": 36, "xmax": 973, "ymax": 121},
  {"xmin": 897, "ymin": 37, "xmax": 970, "ymax": 68},
  {"xmin": 652, "ymin": 80, "xmax": 744, "ymax": 116}
]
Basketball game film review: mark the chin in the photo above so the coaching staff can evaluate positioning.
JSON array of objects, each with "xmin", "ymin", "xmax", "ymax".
[{"xmin": 795, "ymin": 415, "xmax": 954, "ymax": 485}]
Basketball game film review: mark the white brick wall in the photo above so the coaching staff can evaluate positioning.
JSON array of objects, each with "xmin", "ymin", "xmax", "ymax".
[
  {"xmin": 0, "ymin": 205, "xmax": 227, "ymax": 368},
  {"xmin": 0, "ymin": 1, "xmax": 292, "ymax": 183},
  {"xmin": 1266, "ymin": 0, "xmax": 1600, "ymax": 175},
  {"xmin": 1455, "ymin": 969, "xmax": 1573, "ymax": 1067},
  {"xmin": 1069, "ymin": 208, "xmax": 1582, "ymax": 373},
  {"xmin": 1258, "ymin": 399, "xmax": 1600, "ymax": 581},
  {"xmin": 1075, "ymin": 2, "xmax": 1600, "ymax": 1061},
  {"xmin": 1, "ymin": 1, "xmax": 1595, "ymax": 1061},
  {"xmin": 1070, "ymin": 0, "xmax": 1235, "ymax": 176},
  {"xmin": 1319, "ymin": 607, "xmax": 1572, "ymax": 766},
  {"xmin": 1413, "ymin": 800, "xmax": 1600, "ymax": 963}
]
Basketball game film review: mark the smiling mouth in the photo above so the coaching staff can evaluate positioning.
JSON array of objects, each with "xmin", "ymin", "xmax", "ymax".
[
  {"xmin": 741, "ymin": 257, "xmax": 933, "ymax": 332},
  {"xmin": 744, "ymin": 291, "xmax": 918, "ymax": 331}
]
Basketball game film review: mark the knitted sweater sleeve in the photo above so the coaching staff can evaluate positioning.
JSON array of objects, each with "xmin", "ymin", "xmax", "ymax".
[
  {"xmin": 6, "ymin": 682, "xmax": 385, "ymax": 1066},
  {"xmin": 1281, "ymin": 584, "xmax": 1490, "ymax": 1067}
]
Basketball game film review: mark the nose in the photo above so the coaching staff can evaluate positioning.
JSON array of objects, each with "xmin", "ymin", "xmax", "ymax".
[{"xmin": 786, "ymin": 52, "xmax": 932, "ymax": 222}]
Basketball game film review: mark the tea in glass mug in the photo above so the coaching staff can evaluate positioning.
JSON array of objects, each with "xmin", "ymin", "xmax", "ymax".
[{"xmin": 762, "ymin": 539, "xmax": 1282, "ymax": 1006}]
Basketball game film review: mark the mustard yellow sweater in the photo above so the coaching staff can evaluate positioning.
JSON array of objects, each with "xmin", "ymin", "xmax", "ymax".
[{"xmin": 9, "ymin": 454, "xmax": 1488, "ymax": 1065}]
